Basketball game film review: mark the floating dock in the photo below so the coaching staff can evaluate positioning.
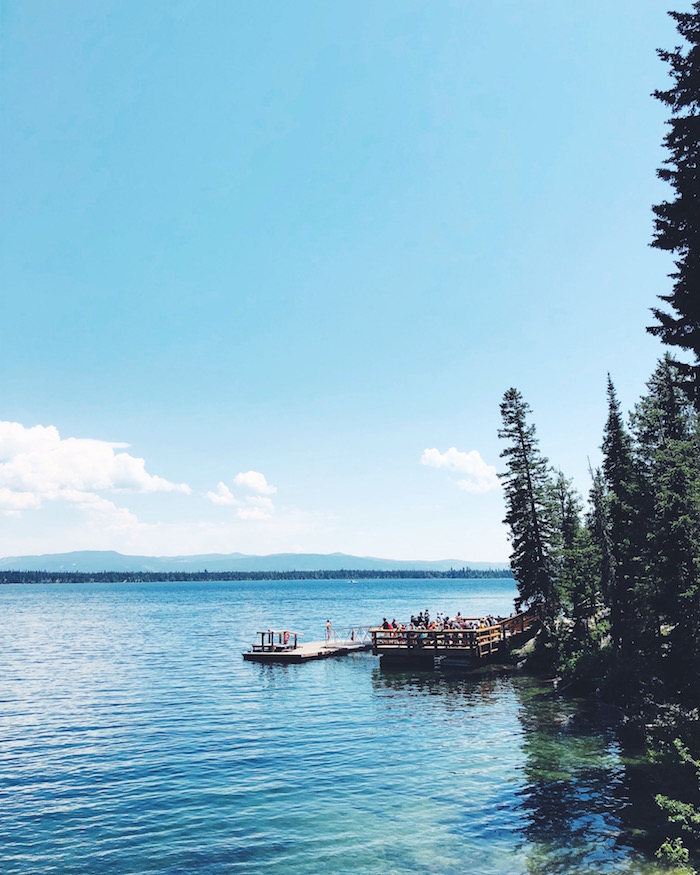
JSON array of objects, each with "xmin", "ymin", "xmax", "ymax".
[{"xmin": 243, "ymin": 628, "xmax": 371, "ymax": 664}]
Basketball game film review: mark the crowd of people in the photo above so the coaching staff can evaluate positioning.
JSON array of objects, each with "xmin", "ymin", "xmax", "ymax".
[
  {"xmin": 376, "ymin": 609, "xmax": 513, "ymax": 649},
  {"xmin": 380, "ymin": 609, "xmax": 505, "ymax": 632}
]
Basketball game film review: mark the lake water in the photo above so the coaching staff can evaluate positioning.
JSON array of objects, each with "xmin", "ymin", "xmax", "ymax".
[{"xmin": 0, "ymin": 578, "xmax": 670, "ymax": 874}]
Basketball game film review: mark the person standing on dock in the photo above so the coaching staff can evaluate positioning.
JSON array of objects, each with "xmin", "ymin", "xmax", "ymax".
[{"xmin": 326, "ymin": 619, "xmax": 332, "ymax": 641}]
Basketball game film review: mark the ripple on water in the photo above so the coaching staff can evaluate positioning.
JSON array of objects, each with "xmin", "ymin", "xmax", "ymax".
[{"xmin": 0, "ymin": 579, "xmax": 668, "ymax": 874}]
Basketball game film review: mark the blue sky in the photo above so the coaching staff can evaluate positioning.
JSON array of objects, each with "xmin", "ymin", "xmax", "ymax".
[{"xmin": 0, "ymin": 0, "xmax": 685, "ymax": 561}]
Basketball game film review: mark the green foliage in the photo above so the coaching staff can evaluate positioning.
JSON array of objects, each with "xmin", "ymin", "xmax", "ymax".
[
  {"xmin": 551, "ymin": 470, "xmax": 596, "ymax": 629},
  {"xmin": 654, "ymin": 738, "xmax": 700, "ymax": 871},
  {"xmin": 497, "ymin": 363, "xmax": 699, "ymax": 702},
  {"xmin": 631, "ymin": 357, "xmax": 700, "ymax": 694},
  {"xmin": 656, "ymin": 836, "xmax": 696, "ymax": 874},
  {"xmin": 649, "ymin": 4, "xmax": 700, "ymax": 406},
  {"xmin": 657, "ymin": 795, "xmax": 700, "ymax": 834},
  {"xmin": 555, "ymin": 633, "xmax": 610, "ymax": 695},
  {"xmin": 601, "ymin": 376, "xmax": 653, "ymax": 655},
  {"xmin": 586, "ymin": 465, "xmax": 615, "ymax": 610},
  {"xmin": 493, "ymin": 6, "xmax": 700, "ymax": 862},
  {"xmin": 498, "ymin": 388, "xmax": 559, "ymax": 625},
  {"xmin": 0, "ymin": 566, "xmax": 513, "ymax": 585}
]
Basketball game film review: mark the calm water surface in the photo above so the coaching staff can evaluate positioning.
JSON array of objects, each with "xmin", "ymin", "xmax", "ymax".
[{"xmin": 0, "ymin": 578, "xmax": 667, "ymax": 874}]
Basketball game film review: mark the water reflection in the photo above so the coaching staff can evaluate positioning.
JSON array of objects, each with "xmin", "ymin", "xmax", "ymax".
[
  {"xmin": 515, "ymin": 684, "xmax": 629, "ymax": 873},
  {"xmin": 372, "ymin": 665, "xmax": 510, "ymax": 707},
  {"xmin": 372, "ymin": 666, "xmax": 663, "ymax": 874}
]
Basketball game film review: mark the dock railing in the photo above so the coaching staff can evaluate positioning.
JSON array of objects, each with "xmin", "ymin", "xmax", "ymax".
[
  {"xmin": 370, "ymin": 611, "xmax": 538, "ymax": 660},
  {"xmin": 327, "ymin": 626, "xmax": 372, "ymax": 647}
]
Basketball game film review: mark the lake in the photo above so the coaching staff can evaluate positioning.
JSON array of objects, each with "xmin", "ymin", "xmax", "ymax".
[{"xmin": 0, "ymin": 578, "xmax": 669, "ymax": 874}]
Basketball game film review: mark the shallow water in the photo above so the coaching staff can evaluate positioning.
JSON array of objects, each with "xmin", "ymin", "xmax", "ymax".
[{"xmin": 0, "ymin": 578, "xmax": 669, "ymax": 874}]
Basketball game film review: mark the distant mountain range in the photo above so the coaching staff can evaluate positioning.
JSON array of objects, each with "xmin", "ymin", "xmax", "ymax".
[{"xmin": 0, "ymin": 550, "xmax": 508, "ymax": 574}]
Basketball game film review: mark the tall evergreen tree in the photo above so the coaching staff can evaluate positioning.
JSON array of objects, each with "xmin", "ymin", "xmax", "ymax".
[
  {"xmin": 601, "ymin": 377, "xmax": 651, "ymax": 655},
  {"xmin": 552, "ymin": 471, "xmax": 591, "ymax": 632},
  {"xmin": 649, "ymin": 5, "xmax": 700, "ymax": 406},
  {"xmin": 656, "ymin": 436, "xmax": 700, "ymax": 690},
  {"xmin": 633, "ymin": 357, "xmax": 700, "ymax": 690},
  {"xmin": 632, "ymin": 355, "xmax": 692, "ymax": 459},
  {"xmin": 498, "ymin": 388, "xmax": 558, "ymax": 625},
  {"xmin": 587, "ymin": 463, "xmax": 615, "ymax": 619}
]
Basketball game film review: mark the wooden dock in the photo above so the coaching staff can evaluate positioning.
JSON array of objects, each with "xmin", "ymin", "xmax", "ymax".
[
  {"xmin": 243, "ymin": 615, "xmax": 538, "ymax": 668},
  {"xmin": 371, "ymin": 611, "xmax": 538, "ymax": 669},
  {"xmin": 243, "ymin": 628, "xmax": 371, "ymax": 664}
]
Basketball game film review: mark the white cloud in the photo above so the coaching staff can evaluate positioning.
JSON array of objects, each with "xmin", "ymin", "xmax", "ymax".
[
  {"xmin": 0, "ymin": 421, "xmax": 191, "ymax": 516},
  {"xmin": 233, "ymin": 470, "xmax": 276, "ymax": 495},
  {"xmin": 0, "ymin": 487, "xmax": 42, "ymax": 515},
  {"xmin": 205, "ymin": 482, "xmax": 239, "ymax": 506},
  {"xmin": 63, "ymin": 491, "xmax": 141, "ymax": 529},
  {"xmin": 236, "ymin": 506, "xmax": 272, "ymax": 521},
  {"xmin": 246, "ymin": 496, "xmax": 274, "ymax": 510},
  {"xmin": 205, "ymin": 471, "xmax": 277, "ymax": 520},
  {"xmin": 421, "ymin": 446, "xmax": 500, "ymax": 494}
]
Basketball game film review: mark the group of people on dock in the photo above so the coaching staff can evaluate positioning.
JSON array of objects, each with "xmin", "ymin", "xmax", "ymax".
[
  {"xmin": 377, "ymin": 609, "xmax": 509, "ymax": 650},
  {"xmin": 380, "ymin": 610, "xmax": 505, "ymax": 632}
]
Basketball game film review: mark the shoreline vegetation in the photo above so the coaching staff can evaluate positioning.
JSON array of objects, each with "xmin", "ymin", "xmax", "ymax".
[
  {"xmin": 498, "ymin": 8, "xmax": 700, "ymax": 871},
  {"xmin": 0, "ymin": 567, "xmax": 512, "ymax": 585}
]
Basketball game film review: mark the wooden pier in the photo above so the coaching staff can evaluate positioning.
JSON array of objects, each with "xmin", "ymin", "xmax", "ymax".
[
  {"xmin": 243, "ymin": 628, "xmax": 371, "ymax": 664},
  {"xmin": 371, "ymin": 611, "xmax": 538, "ymax": 669}
]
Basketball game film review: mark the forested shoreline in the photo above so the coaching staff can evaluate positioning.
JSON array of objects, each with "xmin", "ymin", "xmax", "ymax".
[
  {"xmin": 0, "ymin": 567, "xmax": 512, "ymax": 585},
  {"xmin": 497, "ymin": 7, "xmax": 700, "ymax": 870}
]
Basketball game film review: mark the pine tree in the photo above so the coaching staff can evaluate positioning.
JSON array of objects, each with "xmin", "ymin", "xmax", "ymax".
[
  {"xmin": 632, "ymin": 355, "xmax": 692, "ymax": 459},
  {"xmin": 601, "ymin": 376, "xmax": 650, "ymax": 655},
  {"xmin": 633, "ymin": 358, "xmax": 700, "ymax": 690},
  {"xmin": 657, "ymin": 437, "xmax": 700, "ymax": 690},
  {"xmin": 498, "ymin": 388, "xmax": 559, "ymax": 625},
  {"xmin": 548, "ymin": 469, "xmax": 606, "ymax": 690},
  {"xmin": 649, "ymin": 5, "xmax": 700, "ymax": 406},
  {"xmin": 587, "ymin": 464, "xmax": 616, "ymax": 621},
  {"xmin": 552, "ymin": 471, "xmax": 593, "ymax": 633}
]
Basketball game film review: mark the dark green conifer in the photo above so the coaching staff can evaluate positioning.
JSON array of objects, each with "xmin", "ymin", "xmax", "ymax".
[
  {"xmin": 552, "ymin": 470, "xmax": 593, "ymax": 634},
  {"xmin": 633, "ymin": 358, "xmax": 700, "ymax": 690},
  {"xmin": 587, "ymin": 464, "xmax": 615, "ymax": 618},
  {"xmin": 498, "ymin": 388, "xmax": 559, "ymax": 625},
  {"xmin": 601, "ymin": 376, "xmax": 650, "ymax": 655},
  {"xmin": 650, "ymin": 5, "xmax": 700, "ymax": 406}
]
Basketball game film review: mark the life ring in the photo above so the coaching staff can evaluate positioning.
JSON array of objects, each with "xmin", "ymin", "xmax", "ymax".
[{"xmin": 283, "ymin": 631, "xmax": 290, "ymax": 645}]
